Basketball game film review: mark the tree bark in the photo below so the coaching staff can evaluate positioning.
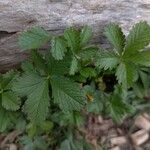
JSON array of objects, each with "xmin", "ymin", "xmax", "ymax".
[{"xmin": 0, "ymin": 0, "xmax": 150, "ymax": 71}]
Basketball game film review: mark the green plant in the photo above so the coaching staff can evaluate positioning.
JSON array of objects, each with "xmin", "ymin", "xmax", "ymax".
[{"xmin": 0, "ymin": 21, "xmax": 150, "ymax": 149}]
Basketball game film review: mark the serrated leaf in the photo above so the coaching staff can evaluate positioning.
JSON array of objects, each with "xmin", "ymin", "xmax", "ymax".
[
  {"xmin": 104, "ymin": 23, "xmax": 125, "ymax": 54},
  {"xmin": 2, "ymin": 91, "xmax": 20, "ymax": 111},
  {"xmin": 124, "ymin": 21, "xmax": 150, "ymax": 55},
  {"xmin": 107, "ymin": 94, "xmax": 133, "ymax": 123},
  {"xmin": 51, "ymin": 36, "xmax": 67, "ymax": 60},
  {"xmin": 13, "ymin": 72, "xmax": 43, "ymax": 96},
  {"xmin": 25, "ymin": 79, "xmax": 50, "ymax": 123},
  {"xmin": 69, "ymin": 57, "xmax": 78, "ymax": 75},
  {"xmin": 46, "ymin": 52, "xmax": 71, "ymax": 75},
  {"xmin": 131, "ymin": 51, "xmax": 150, "ymax": 67},
  {"xmin": 31, "ymin": 50, "xmax": 47, "ymax": 73},
  {"xmin": 96, "ymin": 51, "xmax": 119, "ymax": 70},
  {"xmin": 80, "ymin": 67, "xmax": 96, "ymax": 78},
  {"xmin": 0, "ymin": 106, "xmax": 11, "ymax": 132},
  {"xmin": 50, "ymin": 76, "xmax": 85, "ymax": 111},
  {"xmin": 19, "ymin": 27, "xmax": 51, "ymax": 50},
  {"xmin": 139, "ymin": 70, "xmax": 150, "ymax": 90},
  {"xmin": 115, "ymin": 62, "xmax": 138, "ymax": 87},
  {"xmin": 21, "ymin": 61, "xmax": 35, "ymax": 73},
  {"xmin": 80, "ymin": 26, "xmax": 92, "ymax": 46},
  {"xmin": 64, "ymin": 27, "xmax": 80, "ymax": 52},
  {"xmin": 79, "ymin": 46, "xmax": 98, "ymax": 61},
  {"xmin": 1, "ymin": 70, "xmax": 17, "ymax": 90},
  {"xmin": 14, "ymin": 72, "xmax": 50, "ymax": 123}
]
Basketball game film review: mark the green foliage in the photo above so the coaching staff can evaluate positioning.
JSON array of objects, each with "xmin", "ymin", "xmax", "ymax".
[
  {"xmin": 19, "ymin": 27, "xmax": 51, "ymax": 50},
  {"xmin": 96, "ymin": 21, "xmax": 150, "ymax": 88},
  {"xmin": 50, "ymin": 76, "xmax": 85, "ymax": 111},
  {"xmin": 106, "ymin": 86, "xmax": 135, "ymax": 123},
  {"xmin": 51, "ymin": 36, "xmax": 67, "ymax": 60},
  {"xmin": 124, "ymin": 21, "xmax": 150, "ymax": 55},
  {"xmin": 0, "ymin": 22, "xmax": 150, "ymax": 149},
  {"xmin": 104, "ymin": 23, "xmax": 125, "ymax": 54}
]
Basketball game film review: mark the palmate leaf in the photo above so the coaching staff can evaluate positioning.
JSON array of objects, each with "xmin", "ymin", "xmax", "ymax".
[
  {"xmin": 96, "ymin": 51, "xmax": 119, "ymax": 70},
  {"xmin": 104, "ymin": 23, "xmax": 125, "ymax": 54},
  {"xmin": 19, "ymin": 27, "xmax": 51, "ymax": 50},
  {"xmin": 124, "ymin": 21, "xmax": 150, "ymax": 56},
  {"xmin": 2, "ymin": 91, "xmax": 20, "ymax": 111},
  {"xmin": 51, "ymin": 36, "xmax": 67, "ymax": 60},
  {"xmin": 50, "ymin": 76, "xmax": 85, "ymax": 111},
  {"xmin": 80, "ymin": 26, "xmax": 92, "ymax": 46},
  {"xmin": 13, "ymin": 72, "xmax": 50, "ymax": 123}
]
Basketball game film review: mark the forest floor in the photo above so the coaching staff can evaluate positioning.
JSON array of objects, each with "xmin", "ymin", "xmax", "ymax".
[{"xmin": 0, "ymin": 112, "xmax": 149, "ymax": 150}]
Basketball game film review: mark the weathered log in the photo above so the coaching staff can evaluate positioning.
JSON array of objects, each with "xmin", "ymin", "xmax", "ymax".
[{"xmin": 0, "ymin": 0, "xmax": 150, "ymax": 71}]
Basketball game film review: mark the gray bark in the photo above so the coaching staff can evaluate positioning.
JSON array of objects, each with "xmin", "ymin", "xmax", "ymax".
[{"xmin": 0, "ymin": 0, "xmax": 150, "ymax": 71}]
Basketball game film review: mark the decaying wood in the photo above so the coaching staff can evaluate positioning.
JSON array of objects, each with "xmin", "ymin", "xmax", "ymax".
[{"xmin": 0, "ymin": 0, "xmax": 150, "ymax": 71}]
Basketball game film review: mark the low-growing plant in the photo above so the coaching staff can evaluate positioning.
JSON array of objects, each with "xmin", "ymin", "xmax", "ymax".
[{"xmin": 0, "ymin": 21, "xmax": 150, "ymax": 149}]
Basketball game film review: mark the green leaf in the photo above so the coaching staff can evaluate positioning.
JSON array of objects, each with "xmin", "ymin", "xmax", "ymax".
[
  {"xmin": 104, "ymin": 23, "xmax": 125, "ymax": 54},
  {"xmin": 69, "ymin": 57, "xmax": 78, "ymax": 75},
  {"xmin": 139, "ymin": 70, "xmax": 150, "ymax": 90},
  {"xmin": 40, "ymin": 121, "xmax": 54, "ymax": 132},
  {"xmin": 50, "ymin": 76, "xmax": 85, "ymax": 111},
  {"xmin": 31, "ymin": 50, "xmax": 47, "ymax": 73},
  {"xmin": 80, "ymin": 67, "xmax": 96, "ymax": 78},
  {"xmin": 13, "ymin": 72, "xmax": 50, "ymax": 123},
  {"xmin": 80, "ymin": 26, "xmax": 92, "ymax": 46},
  {"xmin": 19, "ymin": 26, "xmax": 51, "ymax": 50},
  {"xmin": 60, "ymin": 135, "xmax": 92, "ymax": 150},
  {"xmin": 46, "ymin": 52, "xmax": 71, "ymax": 75},
  {"xmin": 131, "ymin": 51, "xmax": 150, "ymax": 67},
  {"xmin": 124, "ymin": 21, "xmax": 150, "ymax": 55},
  {"xmin": 79, "ymin": 46, "xmax": 98, "ymax": 61},
  {"xmin": 96, "ymin": 51, "xmax": 119, "ymax": 70},
  {"xmin": 24, "ymin": 78, "xmax": 50, "ymax": 123},
  {"xmin": 87, "ymin": 91, "xmax": 103, "ymax": 114},
  {"xmin": 51, "ymin": 36, "xmax": 67, "ymax": 60},
  {"xmin": 107, "ymin": 86, "xmax": 134, "ymax": 123},
  {"xmin": 2, "ymin": 91, "xmax": 20, "ymax": 111},
  {"xmin": 1, "ymin": 70, "xmax": 17, "ymax": 90},
  {"xmin": 21, "ymin": 61, "xmax": 35, "ymax": 73},
  {"xmin": 13, "ymin": 72, "xmax": 44, "ymax": 96},
  {"xmin": 107, "ymin": 94, "xmax": 133, "ymax": 123},
  {"xmin": 115, "ymin": 62, "xmax": 138, "ymax": 87},
  {"xmin": 64, "ymin": 27, "xmax": 80, "ymax": 52},
  {"xmin": 0, "ymin": 105, "xmax": 11, "ymax": 132}
]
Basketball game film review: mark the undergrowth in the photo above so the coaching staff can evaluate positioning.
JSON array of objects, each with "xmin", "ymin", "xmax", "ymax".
[{"xmin": 0, "ymin": 21, "xmax": 150, "ymax": 149}]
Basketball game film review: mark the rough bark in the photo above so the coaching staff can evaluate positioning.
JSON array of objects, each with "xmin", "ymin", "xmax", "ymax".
[{"xmin": 0, "ymin": 0, "xmax": 150, "ymax": 71}]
